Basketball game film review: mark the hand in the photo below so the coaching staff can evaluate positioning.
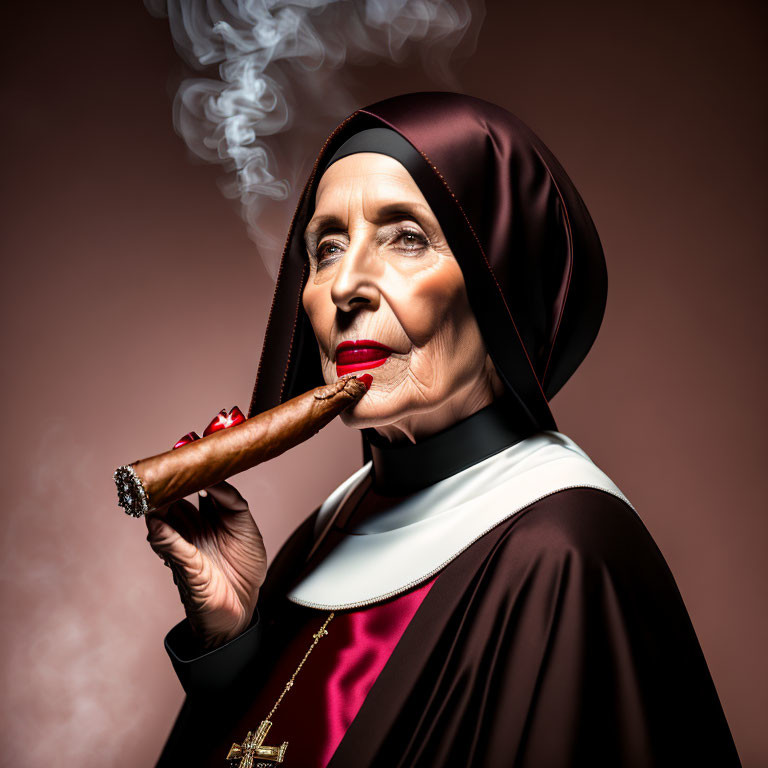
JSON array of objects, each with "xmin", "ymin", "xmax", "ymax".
[{"xmin": 146, "ymin": 481, "xmax": 267, "ymax": 649}]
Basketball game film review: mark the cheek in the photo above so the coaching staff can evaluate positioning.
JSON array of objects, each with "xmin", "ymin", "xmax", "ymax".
[
  {"xmin": 392, "ymin": 262, "xmax": 473, "ymax": 349},
  {"xmin": 302, "ymin": 285, "xmax": 333, "ymax": 358},
  {"xmin": 393, "ymin": 265, "xmax": 486, "ymax": 391}
]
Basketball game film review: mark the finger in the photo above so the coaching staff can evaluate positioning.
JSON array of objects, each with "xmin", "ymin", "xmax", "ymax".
[
  {"xmin": 167, "ymin": 560, "xmax": 194, "ymax": 604},
  {"xmin": 147, "ymin": 497, "xmax": 197, "ymax": 523},
  {"xmin": 153, "ymin": 498, "xmax": 206, "ymax": 541},
  {"xmin": 146, "ymin": 499, "xmax": 199, "ymax": 550},
  {"xmin": 200, "ymin": 481, "xmax": 249, "ymax": 515},
  {"xmin": 145, "ymin": 514, "xmax": 199, "ymax": 566}
]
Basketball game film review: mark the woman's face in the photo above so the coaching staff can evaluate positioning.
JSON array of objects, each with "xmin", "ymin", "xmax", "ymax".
[{"xmin": 302, "ymin": 152, "xmax": 502, "ymax": 443}]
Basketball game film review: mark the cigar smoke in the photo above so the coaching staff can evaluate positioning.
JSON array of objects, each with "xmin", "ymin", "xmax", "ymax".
[{"xmin": 145, "ymin": 0, "xmax": 483, "ymax": 277}]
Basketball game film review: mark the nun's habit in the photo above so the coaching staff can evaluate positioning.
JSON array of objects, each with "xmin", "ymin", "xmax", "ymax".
[{"xmin": 157, "ymin": 93, "xmax": 739, "ymax": 766}]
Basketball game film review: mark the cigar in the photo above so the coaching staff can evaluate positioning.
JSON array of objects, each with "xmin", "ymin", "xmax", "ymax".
[{"xmin": 113, "ymin": 376, "xmax": 367, "ymax": 517}]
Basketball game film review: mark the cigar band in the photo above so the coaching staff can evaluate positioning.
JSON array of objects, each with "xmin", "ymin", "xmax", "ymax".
[{"xmin": 113, "ymin": 464, "xmax": 151, "ymax": 518}]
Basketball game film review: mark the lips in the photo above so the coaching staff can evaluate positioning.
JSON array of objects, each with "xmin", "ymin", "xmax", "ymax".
[{"xmin": 335, "ymin": 339, "xmax": 393, "ymax": 376}]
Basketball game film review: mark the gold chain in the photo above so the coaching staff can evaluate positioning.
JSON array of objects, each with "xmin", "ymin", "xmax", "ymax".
[
  {"xmin": 226, "ymin": 611, "xmax": 337, "ymax": 764},
  {"xmin": 264, "ymin": 611, "xmax": 335, "ymax": 721}
]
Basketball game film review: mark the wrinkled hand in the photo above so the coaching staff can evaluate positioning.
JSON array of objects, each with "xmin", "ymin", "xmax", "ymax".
[{"xmin": 146, "ymin": 481, "xmax": 267, "ymax": 649}]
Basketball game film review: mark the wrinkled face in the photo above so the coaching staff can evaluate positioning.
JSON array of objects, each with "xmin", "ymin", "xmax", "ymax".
[{"xmin": 302, "ymin": 152, "xmax": 502, "ymax": 443}]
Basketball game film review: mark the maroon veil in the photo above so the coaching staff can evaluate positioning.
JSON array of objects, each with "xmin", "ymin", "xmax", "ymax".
[{"xmin": 248, "ymin": 92, "xmax": 607, "ymax": 432}]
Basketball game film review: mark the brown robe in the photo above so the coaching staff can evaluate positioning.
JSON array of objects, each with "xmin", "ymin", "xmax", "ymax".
[{"xmin": 157, "ymin": 486, "xmax": 740, "ymax": 766}]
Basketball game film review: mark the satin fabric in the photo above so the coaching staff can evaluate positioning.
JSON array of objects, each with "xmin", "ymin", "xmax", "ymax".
[
  {"xmin": 157, "ymin": 489, "xmax": 740, "ymax": 767},
  {"xmin": 221, "ymin": 578, "xmax": 435, "ymax": 768},
  {"xmin": 248, "ymin": 93, "xmax": 607, "ymax": 432}
]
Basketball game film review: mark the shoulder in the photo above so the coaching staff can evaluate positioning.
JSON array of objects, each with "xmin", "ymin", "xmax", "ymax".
[
  {"xmin": 489, "ymin": 487, "xmax": 669, "ymax": 582},
  {"xmin": 467, "ymin": 487, "xmax": 691, "ymax": 647},
  {"xmin": 462, "ymin": 430, "xmax": 646, "ymax": 566},
  {"xmin": 518, "ymin": 487, "xmax": 645, "ymax": 547}
]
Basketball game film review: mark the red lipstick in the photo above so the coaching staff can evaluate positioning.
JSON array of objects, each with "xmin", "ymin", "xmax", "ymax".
[{"xmin": 335, "ymin": 339, "xmax": 393, "ymax": 377}]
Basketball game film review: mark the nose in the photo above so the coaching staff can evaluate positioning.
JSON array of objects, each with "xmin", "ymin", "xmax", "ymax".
[{"xmin": 329, "ymin": 239, "xmax": 381, "ymax": 314}]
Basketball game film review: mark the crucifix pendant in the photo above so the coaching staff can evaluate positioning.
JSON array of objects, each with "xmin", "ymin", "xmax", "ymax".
[{"xmin": 226, "ymin": 720, "xmax": 288, "ymax": 767}]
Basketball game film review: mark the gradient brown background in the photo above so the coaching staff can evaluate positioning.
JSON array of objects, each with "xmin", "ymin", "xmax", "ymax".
[{"xmin": 1, "ymin": 1, "xmax": 765, "ymax": 765}]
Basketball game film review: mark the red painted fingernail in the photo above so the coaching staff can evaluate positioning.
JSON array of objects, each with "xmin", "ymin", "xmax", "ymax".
[
  {"xmin": 173, "ymin": 431, "xmax": 200, "ymax": 449},
  {"xmin": 359, "ymin": 374, "xmax": 373, "ymax": 391},
  {"xmin": 203, "ymin": 409, "xmax": 227, "ymax": 437},
  {"xmin": 228, "ymin": 406, "xmax": 246, "ymax": 426},
  {"xmin": 203, "ymin": 406, "xmax": 246, "ymax": 436}
]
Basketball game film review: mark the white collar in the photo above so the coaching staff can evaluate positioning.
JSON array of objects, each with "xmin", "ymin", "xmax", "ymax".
[{"xmin": 287, "ymin": 432, "xmax": 631, "ymax": 610}]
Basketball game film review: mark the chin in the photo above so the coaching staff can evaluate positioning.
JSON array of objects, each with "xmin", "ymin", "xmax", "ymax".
[
  {"xmin": 338, "ymin": 391, "xmax": 437, "ymax": 430},
  {"xmin": 324, "ymin": 358, "xmax": 454, "ymax": 432},
  {"xmin": 339, "ymin": 399, "xmax": 397, "ymax": 430}
]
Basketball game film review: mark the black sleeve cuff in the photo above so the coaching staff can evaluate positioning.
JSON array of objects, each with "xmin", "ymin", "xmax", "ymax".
[{"xmin": 164, "ymin": 608, "xmax": 262, "ymax": 696}]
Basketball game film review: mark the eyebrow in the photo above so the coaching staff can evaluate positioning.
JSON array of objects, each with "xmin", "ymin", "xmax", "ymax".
[{"xmin": 304, "ymin": 201, "xmax": 433, "ymax": 246}]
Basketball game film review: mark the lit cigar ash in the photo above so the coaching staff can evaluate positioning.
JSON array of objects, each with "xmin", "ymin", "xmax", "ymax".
[{"xmin": 113, "ymin": 377, "xmax": 366, "ymax": 517}]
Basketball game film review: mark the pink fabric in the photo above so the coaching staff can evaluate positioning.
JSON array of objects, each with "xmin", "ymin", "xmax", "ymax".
[
  {"xmin": 226, "ymin": 578, "xmax": 436, "ymax": 767},
  {"xmin": 320, "ymin": 578, "xmax": 436, "ymax": 766}
]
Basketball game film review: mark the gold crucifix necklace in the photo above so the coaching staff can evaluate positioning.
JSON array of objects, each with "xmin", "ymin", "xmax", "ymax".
[
  {"xmin": 228, "ymin": 480, "xmax": 366, "ymax": 766},
  {"xmin": 226, "ymin": 611, "xmax": 335, "ymax": 767}
]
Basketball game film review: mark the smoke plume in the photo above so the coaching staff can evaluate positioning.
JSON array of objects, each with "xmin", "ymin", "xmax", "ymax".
[{"xmin": 146, "ymin": 0, "xmax": 483, "ymax": 277}]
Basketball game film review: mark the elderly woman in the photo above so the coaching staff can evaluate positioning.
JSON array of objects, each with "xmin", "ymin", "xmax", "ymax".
[{"xmin": 149, "ymin": 93, "xmax": 739, "ymax": 767}]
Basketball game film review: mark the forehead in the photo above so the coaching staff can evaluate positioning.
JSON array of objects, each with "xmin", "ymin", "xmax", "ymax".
[{"xmin": 313, "ymin": 152, "xmax": 428, "ymax": 213}]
